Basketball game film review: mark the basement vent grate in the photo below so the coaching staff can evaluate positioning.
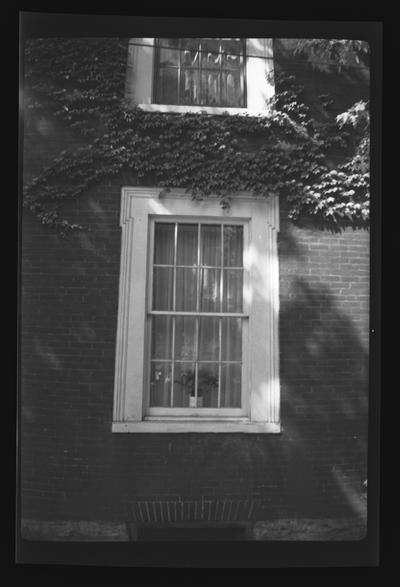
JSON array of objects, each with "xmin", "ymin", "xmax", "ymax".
[{"xmin": 128, "ymin": 498, "xmax": 257, "ymax": 525}]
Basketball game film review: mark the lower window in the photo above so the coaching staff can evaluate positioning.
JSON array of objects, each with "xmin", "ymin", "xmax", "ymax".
[
  {"xmin": 148, "ymin": 221, "xmax": 246, "ymax": 416},
  {"xmin": 112, "ymin": 188, "xmax": 280, "ymax": 432}
]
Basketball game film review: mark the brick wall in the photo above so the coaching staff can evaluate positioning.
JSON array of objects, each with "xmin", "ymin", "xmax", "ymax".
[
  {"xmin": 20, "ymin": 182, "xmax": 369, "ymax": 525},
  {"xmin": 20, "ymin": 48, "xmax": 369, "ymax": 528}
]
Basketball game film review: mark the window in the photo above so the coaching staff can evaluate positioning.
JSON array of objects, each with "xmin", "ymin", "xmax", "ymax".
[
  {"xmin": 153, "ymin": 38, "xmax": 246, "ymax": 108},
  {"xmin": 126, "ymin": 38, "xmax": 274, "ymax": 116},
  {"xmin": 149, "ymin": 221, "xmax": 245, "ymax": 414},
  {"xmin": 112, "ymin": 188, "xmax": 280, "ymax": 433}
]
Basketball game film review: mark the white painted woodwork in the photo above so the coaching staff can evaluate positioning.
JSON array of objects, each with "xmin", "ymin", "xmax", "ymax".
[
  {"xmin": 126, "ymin": 38, "xmax": 275, "ymax": 116},
  {"xmin": 112, "ymin": 187, "xmax": 280, "ymax": 433}
]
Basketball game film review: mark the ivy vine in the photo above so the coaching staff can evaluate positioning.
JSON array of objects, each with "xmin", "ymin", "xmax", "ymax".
[{"xmin": 23, "ymin": 38, "xmax": 369, "ymax": 235}]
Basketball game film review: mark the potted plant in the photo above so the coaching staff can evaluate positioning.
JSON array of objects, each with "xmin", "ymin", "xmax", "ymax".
[{"xmin": 175, "ymin": 368, "xmax": 218, "ymax": 407}]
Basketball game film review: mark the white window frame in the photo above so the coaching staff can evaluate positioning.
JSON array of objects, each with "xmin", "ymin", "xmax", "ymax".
[
  {"xmin": 147, "ymin": 217, "xmax": 250, "ymax": 418},
  {"xmin": 112, "ymin": 187, "xmax": 280, "ymax": 433},
  {"xmin": 125, "ymin": 38, "xmax": 275, "ymax": 116}
]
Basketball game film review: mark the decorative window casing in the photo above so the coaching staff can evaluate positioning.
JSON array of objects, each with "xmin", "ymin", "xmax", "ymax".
[
  {"xmin": 126, "ymin": 38, "xmax": 275, "ymax": 116},
  {"xmin": 112, "ymin": 188, "xmax": 280, "ymax": 433}
]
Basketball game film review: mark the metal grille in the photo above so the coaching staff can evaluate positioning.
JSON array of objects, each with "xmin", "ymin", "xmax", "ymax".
[{"xmin": 128, "ymin": 498, "xmax": 257, "ymax": 525}]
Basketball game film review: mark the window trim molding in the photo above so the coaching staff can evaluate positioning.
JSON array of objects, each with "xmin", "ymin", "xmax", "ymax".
[
  {"xmin": 125, "ymin": 38, "xmax": 275, "ymax": 117},
  {"xmin": 112, "ymin": 187, "xmax": 280, "ymax": 433}
]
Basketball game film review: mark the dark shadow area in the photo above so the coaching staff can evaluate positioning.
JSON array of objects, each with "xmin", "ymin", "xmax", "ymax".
[{"xmin": 275, "ymin": 262, "xmax": 369, "ymax": 519}]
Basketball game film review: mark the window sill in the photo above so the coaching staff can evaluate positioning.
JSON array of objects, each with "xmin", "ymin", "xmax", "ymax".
[
  {"xmin": 137, "ymin": 104, "xmax": 271, "ymax": 117},
  {"xmin": 112, "ymin": 420, "xmax": 281, "ymax": 433}
]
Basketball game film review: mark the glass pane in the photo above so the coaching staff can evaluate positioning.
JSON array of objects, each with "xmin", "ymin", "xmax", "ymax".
[
  {"xmin": 200, "ymin": 268, "xmax": 221, "ymax": 312},
  {"xmin": 175, "ymin": 316, "xmax": 196, "ymax": 361},
  {"xmin": 221, "ymin": 317, "xmax": 242, "ymax": 361},
  {"xmin": 198, "ymin": 316, "xmax": 219, "ymax": 361},
  {"xmin": 221, "ymin": 363, "xmax": 241, "ymax": 407},
  {"xmin": 151, "ymin": 316, "xmax": 172, "ymax": 359},
  {"xmin": 158, "ymin": 38, "xmax": 180, "ymax": 66},
  {"xmin": 223, "ymin": 225, "xmax": 243, "ymax": 267},
  {"xmin": 221, "ymin": 39, "xmax": 242, "ymax": 69},
  {"xmin": 153, "ymin": 266, "xmax": 173, "ymax": 311},
  {"xmin": 201, "ymin": 39, "xmax": 221, "ymax": 69},
  {"xmin": 181, "ymin": 38, "xmax": 201, "ymax": 66},
  {"xmin": 221, "ymin": 70, "xmax": 243, "ymax": 107},
  {"xmin": 175, "ymin": 267, "xmax": 197, "ymax": 311},
  {"xmin": 201, "ymin": 70, "xmax": 221, "ymax": 106},
  {"xmin": 180, "ymin": 68, "xmax": 200, "ymax": 105},
  {"xmin": 156, "ymin": 67, "xmax": 179, "ymax": 104},
  {"xmin": 201, "ymin": 224, "xmax": 221, "ymax": 266},
  {"xmin": 223, "ymin": 269, "xmax": 243, "ymax": 312},
  {"xmin": 150, "ymin": 362, "xmax": 172, "ymax": 407},
  {"xmin": 176, "ymin": 223, "xmax": 198, "ymax": 266},
  {"xmin": 198, "ymin": 363, "xmax": 219, "ymax": 407},
  {"xmin": 154, "ymin": 223, "xmax": 175, "ymax": 265},
  {"xmin": 173, "ymin": 362, "xmax": 195, "ymax": 407}
]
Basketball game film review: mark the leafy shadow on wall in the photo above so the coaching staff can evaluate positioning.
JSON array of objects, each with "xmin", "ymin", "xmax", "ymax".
[{"xmin": 276, "ymin": 274, "xmax": 369, "ymax": 518}]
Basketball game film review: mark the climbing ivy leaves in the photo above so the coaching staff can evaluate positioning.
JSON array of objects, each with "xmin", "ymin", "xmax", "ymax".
[{"xmin": 23, "ymin": 38, "xmax": 369, "ymax": 234}]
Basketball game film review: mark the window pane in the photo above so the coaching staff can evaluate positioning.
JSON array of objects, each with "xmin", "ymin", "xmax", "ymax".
[
  {"xmin": 223, "ymin": 269, "xmax": 243, "ymax": 312},
  {"xmin": 173, "ymin": 362, "xmax": 195, "ymax": 407},
  {"xmin": 151, "ymin": 316, "xmax": 173, "ymax": 359},
  {"xmin": 175, "ymin": 267, "xmax": 197, "ymax": 311},
  {"xmin": 175, "ymin": 316, "xmax": 196, "ymax": 361},
  {"xmin": 153, "ymin": 266, "xmax": 174, "ymax": 311},
  {"xmin": 221, "ymin": 39, "xmax": 242, "ymax": 68},
  {"xmin": 181, "ymin": 38, "xmax": 201, "ymax": 66},
  {"xmin": 158, "ymin": 38, "xmax": 180, "ymax": 66},
  {"xmin": 198, "ymin": 363, "xmax": 219, "ymax": 407},
  {"xmin": 156, "ymin": 67, "xmax": 179, "ymax": 104},
  {"xmin": 221, "ymin": 363, "xmax": 241, "ymax": 407},
  {"xmin": 200, "ymin": 268, "xmax": 221, "ymax": 312},
  {"xmin": 150, "ymin": 362, "xmax": 172, "ymax": 407},
  {"xmin": 154, "ymin": 223, "xmax": 175, "ymax": 265},
  {"xmin": 198, "ymin": 316, "xmax": 219, "ymax": 361},
  {"xmin": 221, "ymin": 70, "xmax": 243, "ymax": 107},
  {"xmin": 201, "ymin": 224, "xmax": 221, "ymax": 266},
  {"xmin": 201, "ymin": 70, "xmax": 221, "ymax": 106},
  {"xmin": 221, "ymin": 317, "xmax": 242, "ymax": 361},
  {"xmin": 223, "ymin": 225, "xmax": 243, "ymax": 267},
  {"xmin": 180, "ymin": 68, "xmax": 200, "ymax": 105},
  {"xmin": 201, "ymin": 39, "xmax": 221, "ymax": 69},
  {"xmin": 176, "ymin": 223, "xmax": 198, "ymax": 266}
]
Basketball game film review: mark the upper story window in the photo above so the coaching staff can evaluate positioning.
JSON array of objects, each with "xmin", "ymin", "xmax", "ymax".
[
  {"xmin": 126, "ymin": 38, "xmax": 274, "ymax": 116},
  {"xmin": 153, "ymin": 38, "xmax": 246, "ymax": 108}
]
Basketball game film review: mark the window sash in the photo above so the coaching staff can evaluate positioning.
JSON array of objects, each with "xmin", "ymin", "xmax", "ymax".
[
  {"xmin": 153, "ymin": 38, "xmax": 246, "ymax": 107},
  {"xmin": 146, "ymin": 218, "xmax": 248, "ymax": 415}
]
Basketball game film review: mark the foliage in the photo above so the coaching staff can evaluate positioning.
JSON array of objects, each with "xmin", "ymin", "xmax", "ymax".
[
  {"xmin": 294, "ymin": 39, "xmax": 370, "ymax": 72},
  {"xmin": 23, "ymin": 38, "xmax": 370, "ymax": 235}
]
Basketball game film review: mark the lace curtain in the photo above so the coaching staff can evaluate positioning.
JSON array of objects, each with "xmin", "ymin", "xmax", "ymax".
[{"xmin": 155, "ymin": 38, "xmax": 245, "ymax": 108}]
